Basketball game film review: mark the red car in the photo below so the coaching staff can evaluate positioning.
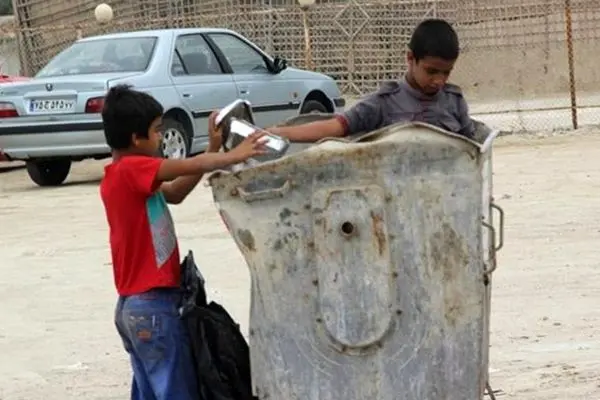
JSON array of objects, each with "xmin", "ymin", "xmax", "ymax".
[{"xmin": 0, "ymin": 73, "xmax": 29, "ymax": 83}]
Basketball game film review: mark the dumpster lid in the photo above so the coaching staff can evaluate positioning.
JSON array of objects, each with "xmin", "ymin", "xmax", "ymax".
[{"xmin": 208, "ymin": 120, "xmax": 499, "ymax": 185}]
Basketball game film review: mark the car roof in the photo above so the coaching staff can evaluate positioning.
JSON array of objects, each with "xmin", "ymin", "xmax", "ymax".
[{"xmin": 78, "ymin": 27, "xmax": 238, "ymax": 42}]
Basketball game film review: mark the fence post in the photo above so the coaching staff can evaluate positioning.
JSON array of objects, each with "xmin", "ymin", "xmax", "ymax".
[
  {"xmin": 565, "ymin": 0, "xmax": 578, "ymax": 130},
  {"xmin": 300, "ymin": 6, "xmax": 314, "ymax": 70}
]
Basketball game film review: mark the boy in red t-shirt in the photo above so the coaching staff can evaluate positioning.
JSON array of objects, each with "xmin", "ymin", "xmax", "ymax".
[{"xmin": 99, "ymin": 85, "xmax": 266, "ymax": 400}]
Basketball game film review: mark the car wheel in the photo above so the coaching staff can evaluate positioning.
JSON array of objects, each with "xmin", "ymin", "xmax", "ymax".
[
  {"xmin": 161, "ymin": 118, "xmax": 191, "ymax": 159},
  {"xmin": 301, "ymin": 99, "xmax": 329, "ymax": 114},
  {"xmin": 26, "ymin": 159, "xmax": 72, "ymax": 187}
]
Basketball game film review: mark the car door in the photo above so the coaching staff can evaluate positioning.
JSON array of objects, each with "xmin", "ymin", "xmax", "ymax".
[
  {"xmin": 170, "ymin": 33, "xmax": 238, "ymax": 152},
  {"xmin": 205, "ymin": 32, "xmax": 301, "ymax": 128}
]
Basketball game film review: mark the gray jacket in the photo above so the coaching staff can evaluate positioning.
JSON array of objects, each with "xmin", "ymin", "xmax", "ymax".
[{"xmin": 341, "ymin": 79, "xmax": 475, "ymax": 138}]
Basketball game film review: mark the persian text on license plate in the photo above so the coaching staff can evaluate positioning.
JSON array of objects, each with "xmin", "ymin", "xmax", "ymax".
[{"xmin": 29, "ymin": 99, "xmax": 75, "ymax": 113}]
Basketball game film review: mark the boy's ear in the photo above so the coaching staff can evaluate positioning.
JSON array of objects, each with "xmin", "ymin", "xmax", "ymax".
[
  {"xmin": 406, "ymin": 50, "xmax": 415, "ymax": 64},
  {"xmin": 131, "ymin": 132, "xmax": 142, "ymax": 147}
]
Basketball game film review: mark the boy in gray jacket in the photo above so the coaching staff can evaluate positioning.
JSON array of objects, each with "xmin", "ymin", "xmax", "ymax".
[{"xmin": 269, "ymin": 19, "xmax": 474, "ymax": 141}]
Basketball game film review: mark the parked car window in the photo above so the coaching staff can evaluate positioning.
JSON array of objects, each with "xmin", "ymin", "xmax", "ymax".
[
  {"xmin": 36, "ymin": 37, "xmax": 157, "ymax": 77},
  {"xmin": 208, "ymin": 33, "xmax": 269, "ymax": 74},
  {"xmin": 172, "ymin": 34, "xmax": 222, "ymax": 76}
]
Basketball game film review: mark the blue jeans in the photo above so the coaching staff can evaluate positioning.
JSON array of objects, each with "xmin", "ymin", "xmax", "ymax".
[{"xmin": 115, "ymin": 288, "xmax": 198, "ymax": 400}]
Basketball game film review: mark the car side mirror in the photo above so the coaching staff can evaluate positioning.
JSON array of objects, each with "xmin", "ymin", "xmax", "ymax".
[{"xmin": 270, "ymin": 56, "xmax": 287, "ymax": 74}]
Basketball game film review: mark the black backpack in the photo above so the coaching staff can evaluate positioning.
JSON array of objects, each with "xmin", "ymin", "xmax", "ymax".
[{"xmin": 180, "ymin": 251, "xmax": 257, "ymax": 400}]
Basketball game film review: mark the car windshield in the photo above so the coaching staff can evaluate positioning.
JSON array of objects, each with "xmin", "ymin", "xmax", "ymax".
[{"xmin": 36, "ymin": 37, "xmax": 157, "ymax": 77}]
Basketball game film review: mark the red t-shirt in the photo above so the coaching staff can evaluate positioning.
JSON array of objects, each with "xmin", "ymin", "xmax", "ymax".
[{"xmin": 100, "ymin": 155, "xmax": 180, "ymax": 296}]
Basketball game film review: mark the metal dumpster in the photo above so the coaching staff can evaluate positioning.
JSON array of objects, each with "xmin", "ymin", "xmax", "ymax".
[{"xmin": 208, "ymin": 119, "xmax": 504, "ymax": 400}]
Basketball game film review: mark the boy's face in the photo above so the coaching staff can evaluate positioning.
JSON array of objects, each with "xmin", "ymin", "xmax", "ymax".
[
  {"xmin": 406, "ymin": 51, "xmax": 456, "ymax": 96},
  {"xmin": 132, "ymin": 117, "xmax": 163, "ymax": 156}
]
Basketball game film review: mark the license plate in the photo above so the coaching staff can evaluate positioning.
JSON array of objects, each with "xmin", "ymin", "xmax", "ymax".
[{"xmin": 29, "ymin": 98, "xmax": 75, "ymax": 114}]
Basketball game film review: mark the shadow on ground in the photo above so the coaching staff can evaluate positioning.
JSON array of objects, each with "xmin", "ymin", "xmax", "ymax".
[
  {"xmin": 0, "ymin": 164, "xmax": 25, "ymax": 174},
  {"xmin": 12, "ymin": 177, "xmax": 102, "ymax": 192}
]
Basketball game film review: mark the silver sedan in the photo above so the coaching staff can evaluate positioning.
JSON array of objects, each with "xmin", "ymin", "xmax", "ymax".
[{"xmin": 0, "ymin": 28, "xmax": 345, "ymax": 186}]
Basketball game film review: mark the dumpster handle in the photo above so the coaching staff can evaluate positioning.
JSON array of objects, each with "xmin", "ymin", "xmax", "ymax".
[
  {"xmin": 237, "ymin": 180, "xmax": 291, "ymax": 202},
  {"xmin": 482, "ymin": 221, "xmax": 497, "ymax": 276},
  {"xmin": 482, "ymin": 202, "xmax": 505, "ymax": 277},
  {"xmin": 491, "ymin": 202, "xmax": 504, "ymax": 252}
]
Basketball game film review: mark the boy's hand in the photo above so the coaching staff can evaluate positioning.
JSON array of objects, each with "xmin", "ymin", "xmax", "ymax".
[
  {"xmin": 207, "ymin": 110, "xmax": 222, "ymax": 153},
  {"xmin": 229, "ymin": 131, "xmax": 268, "ymax": 162}
]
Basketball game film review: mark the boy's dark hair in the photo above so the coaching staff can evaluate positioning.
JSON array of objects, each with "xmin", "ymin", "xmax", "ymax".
[
  {"xmin": 408, "ymin": 19, "xmax": 460, "ymax": 61},
  {"xmin": 102, "ymin": 84, "xmax": 164, "ymax": 150}
]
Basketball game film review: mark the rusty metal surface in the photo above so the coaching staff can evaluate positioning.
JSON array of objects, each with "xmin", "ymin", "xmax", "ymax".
[{"xmin": 209, "ymin": 120, "xmax": 500, "ymax": 399}]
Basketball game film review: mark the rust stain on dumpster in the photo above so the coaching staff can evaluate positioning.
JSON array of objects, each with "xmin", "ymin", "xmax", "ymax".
[
  {"xmin": 237, "ymin": 229, "xmax": 256, "ymax": 251},
  {"xmin": 370, "ymin": 211, "xmax": 387, "ymax": 256},
  {"xmin": 429, "ymin": 222, "xmax": 469, "ymax": 327}
]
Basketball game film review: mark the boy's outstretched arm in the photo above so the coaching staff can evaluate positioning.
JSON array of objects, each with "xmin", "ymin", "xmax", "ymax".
[
  {"xmin": 158, "ymin": 133, "xmax": 264, "ymax": 199},
  {"xmin": 157, "ymin": 143, "xmax": 254, "ymax": 178},
  {"xmin": 159, "ymin": 112, "xmax": 265, "ymax": 204},
  {"xmin": 161, "ymin": 112, "xmax": 225, "ymax": 204},
  {"xmin": 159, "ymin": 145, "xmax": 220, "ymax": 205},
  {"xmin": 266, "ymin": 94, "xmax": 383, "ymax": 142},
  {"xmin": 268, "ymin": 118, "xmax": 345, "ymax": 142}
]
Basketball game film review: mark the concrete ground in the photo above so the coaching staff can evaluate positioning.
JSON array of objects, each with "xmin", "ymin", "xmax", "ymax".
[{"xmin": 1, "ymin": 129, "xmax": 600, "ymax": 399}]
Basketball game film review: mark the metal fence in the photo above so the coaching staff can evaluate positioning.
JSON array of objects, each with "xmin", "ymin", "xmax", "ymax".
[
  {"xmin": 0, "ymin": 33, "xmax": 19, "ymax": 76},
  {"xmin": 6, "ymin": 0, "xmax": 600, "ymax": 132}
]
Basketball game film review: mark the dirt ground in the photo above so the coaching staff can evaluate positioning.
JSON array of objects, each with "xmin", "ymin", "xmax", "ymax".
[{"xmin": 1, "ymin": 131, "xmax": 600, "ymax": 400}]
